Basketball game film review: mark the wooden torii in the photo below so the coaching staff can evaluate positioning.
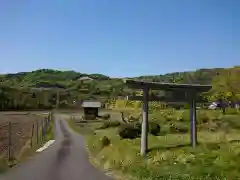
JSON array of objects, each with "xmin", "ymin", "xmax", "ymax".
[
  {"xmin": 124, "ymin": 79, "xmax": 212, "ymax": 156},
  {"xmin": 31, "ymin": 87, "xmax": 66, "ymax": 109}
]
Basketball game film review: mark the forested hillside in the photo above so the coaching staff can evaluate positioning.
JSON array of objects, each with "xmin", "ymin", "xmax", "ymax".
[{"xmin": 0, "ymin": 66, "xmax": 239, "ymax": 110}]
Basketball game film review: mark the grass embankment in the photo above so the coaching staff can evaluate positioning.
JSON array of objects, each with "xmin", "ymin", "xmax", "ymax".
[
  {"xmin": 45, "ymin": 119, "xmax": 54, "ymax": 141},
  {"xmin": 0, "ymin": 161, "xmax": 8, "ymax": 174},
  {"xmin": 69, "ymin": 109, "xmax": 240, "ymax": 180},
  {"xmin": 20, "ymin": 115, "xmax": 55, "ymax": 158}
]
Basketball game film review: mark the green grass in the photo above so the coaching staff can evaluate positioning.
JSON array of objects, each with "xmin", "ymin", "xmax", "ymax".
[
  {"xmin": 69, "ymin": 109, "xmax": 240, "ymax": 180},
  {"xmin": 45, "ymin": 120, "xmax": 54, "ymax": 141},
  {"xmin": 0, "ymin": 160, "xmax": 8, "ymax": 174}
]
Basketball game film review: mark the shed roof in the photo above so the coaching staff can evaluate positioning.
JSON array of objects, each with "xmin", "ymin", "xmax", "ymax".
[
  {"xmin": 82, "ymin": 100, "xmax": 101, "ymax": 108},
  {"xmin": 124, "ymin": 79, "xmax": 212, "ymax": 92},
  {"xmin": 78, "ymin": 76, "xmax": 94, "ymax": 81}
]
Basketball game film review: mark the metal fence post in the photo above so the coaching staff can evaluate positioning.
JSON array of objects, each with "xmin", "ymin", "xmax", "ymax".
[
  {"xmin": 42, "ymin": 120, "xmax": 45, "ymax": 142},
  {"xmin": 31, "ymin": 124, "xmax": 35, "ymax": 148},
  {"xmin": 48, "ymin": 113, "xmax": 51, "ymax": 123},
  {"xmin": 47, "ymin": 115, "xmax": 49, "ymax": 125},
  {"xmin": 36, "ymin": 121, "xmax": 39, "ymax": 144},
  {"xmin": 45, "ymin": 117, "xmax": 48, "ymax": 132},
  {"xmin": 8, "ymin": 122, "xmax": 12, "ymax": 161}
]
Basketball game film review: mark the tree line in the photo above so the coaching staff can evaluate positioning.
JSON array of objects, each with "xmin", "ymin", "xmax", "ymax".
[{"xmin": 0, "ymin": 67, "xmax": 239, "ymax": 110}]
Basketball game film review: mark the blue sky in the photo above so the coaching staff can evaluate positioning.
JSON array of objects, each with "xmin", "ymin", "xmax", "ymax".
[{"xmin": 0, "ymin": 0, "xmax": 238, "ymax": 77}]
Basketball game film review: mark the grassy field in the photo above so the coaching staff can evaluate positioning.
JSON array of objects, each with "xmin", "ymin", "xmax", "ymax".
[
  {"xmin": 0, "ymin": 112, "xmax": 53, "ymax": 173},
  {"xmin": 69, "ymin": 108, "xmax": 240, "ymax": 180}
]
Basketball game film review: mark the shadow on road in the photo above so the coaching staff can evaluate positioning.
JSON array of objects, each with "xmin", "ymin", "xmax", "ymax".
[{"xmin": 56, "ymin": 120, "xmax": 72, "ymax": 164}]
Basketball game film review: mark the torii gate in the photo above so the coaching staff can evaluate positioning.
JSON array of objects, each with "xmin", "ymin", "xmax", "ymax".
[{"xmin": 124, "ymin": 79, "xmax": 212, "ymax": 156}]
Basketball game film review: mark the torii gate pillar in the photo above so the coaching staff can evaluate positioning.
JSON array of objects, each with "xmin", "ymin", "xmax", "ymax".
[{"xmin": 141, "ymin": 87, "xmax": 149, "ymax": 156}]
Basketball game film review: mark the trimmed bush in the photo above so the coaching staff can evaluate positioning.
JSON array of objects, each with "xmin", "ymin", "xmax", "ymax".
[
  {"xmin": 149, "ymin": 122, "xmax": 161, "ymax": 136},
  {"xmin": 118, "ymin": 123, "xmax": 141, "ymax": 139},
  {"xmin": 101, "ymin": 136, "xmax": 111, "ymax": 148}
]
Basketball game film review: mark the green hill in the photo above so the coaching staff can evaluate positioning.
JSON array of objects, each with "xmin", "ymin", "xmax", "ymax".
[{"xmin": 0, "ymin": 66, "xmax": 239, "ymax": 109}]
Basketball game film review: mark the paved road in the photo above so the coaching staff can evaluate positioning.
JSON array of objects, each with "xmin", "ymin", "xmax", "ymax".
[{"xmin": 0, "ymin": 114, "xmax": 113, "ymax": 180}]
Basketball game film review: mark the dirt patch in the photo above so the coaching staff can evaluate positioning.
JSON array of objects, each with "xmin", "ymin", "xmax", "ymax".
[
  {"xmin": 0, "ymin": 113, "xmax": 49, "ymax": 162},
  {"xmin": 0, "ymin": 113, "xmax": 45, "ymax": 124}
]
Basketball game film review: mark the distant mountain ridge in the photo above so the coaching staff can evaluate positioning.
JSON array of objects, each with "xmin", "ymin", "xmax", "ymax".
[
  {"xmin": 0, "ymin": 66, "xmax": 239, "ymax": 96},
  {"xmin": 0, "ymin": 67, "xmax": 234, "ymax": 84}
]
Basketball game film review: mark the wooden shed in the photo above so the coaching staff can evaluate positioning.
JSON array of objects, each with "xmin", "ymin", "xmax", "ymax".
[{"xmin": 81, "ymin": 100, "xmax": 101, "ymax": 120}]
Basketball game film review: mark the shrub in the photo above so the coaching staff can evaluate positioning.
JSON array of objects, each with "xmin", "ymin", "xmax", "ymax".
[
  {"xmin": 149, "ymin": 122, "xmax": 161, "ymax": 136},
  {"xmin": 178, "ymin": 127, "xmax": 188, "ymax": 133},
  {"xmin": 198, "ymin": 112, "xmax": 211, "ymax": 124},
  {"xmin": 169, "ymin": 123, "xmax": 188, "ymax": 134},
  {"xmin": 201, "ymin": 116, "xmax": 211, "ymax": 124},
  {"xmin": 133, "ymin": 122, "xmax": 142, "ymax": 129},
  {"xmin": 169, "ymin": 124, "xmax": 178, "ymax": 133},
  {"xmin": 174, "ymin": 111, "xmax": 190, "ymax": 122},
  {"xmin": 98, "ymin": 121, "xmax": 121, "ymax": 129},
  {"xmin": 166, "ymin": 116, "xmax": 174, "ymax": 122},
  {"xmin": 101, "ymin": 136, "xmax": 111, "ymax": 148},
  {"xmin": 118, "ymin": 123, "xmax": 141, "ymax": 139},
  {"xmin": 199, "ymin": 121, "xmax": 219, "ymax": 132},
  {"xmin": 177, "ymin": 115, "xmax": 184, "ymax": 122}
]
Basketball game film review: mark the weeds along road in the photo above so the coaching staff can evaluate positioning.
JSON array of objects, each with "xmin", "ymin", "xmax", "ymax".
[{"xmin": 0, "ymin": 114, "xmax": 113, "ymax": 180}]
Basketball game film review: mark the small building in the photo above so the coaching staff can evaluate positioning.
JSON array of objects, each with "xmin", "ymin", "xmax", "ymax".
[
  {"xmin": 78, "ymin": 76, "xmax": 94, "ymax": 82},
  {"xmin": 81, "ymin": 100, "xmax": 101, "ymax": 120}
]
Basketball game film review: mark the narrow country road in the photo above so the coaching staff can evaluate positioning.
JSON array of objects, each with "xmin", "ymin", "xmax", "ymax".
[{"xmin": 0, "ymin": 114, "xmax": 113, "ymax": 180}]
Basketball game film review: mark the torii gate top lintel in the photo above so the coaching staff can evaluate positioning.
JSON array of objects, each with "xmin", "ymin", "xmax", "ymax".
[{"xmin": 124, "ymin": 79, "xmax": 212, "ymax": 92}]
